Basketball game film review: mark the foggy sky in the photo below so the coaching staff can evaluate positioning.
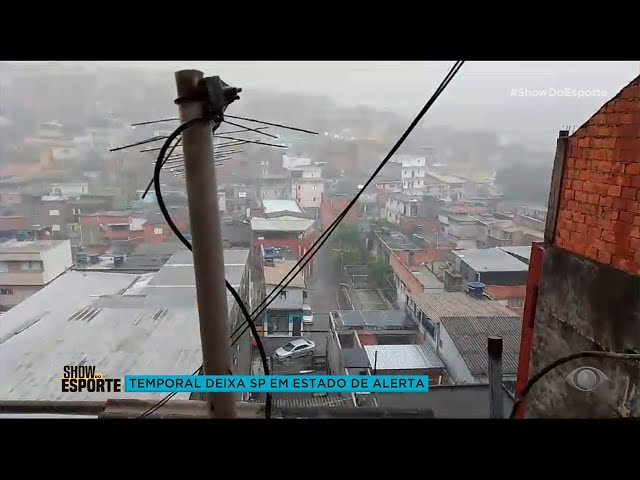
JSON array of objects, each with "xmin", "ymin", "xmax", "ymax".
[
  {"xmin": 103, "ymin": 61, "xmax": 640, "ymax": 140},
  {"xmin": 13, "ymin": 61, "xmax": 640, "ymax": 145}
]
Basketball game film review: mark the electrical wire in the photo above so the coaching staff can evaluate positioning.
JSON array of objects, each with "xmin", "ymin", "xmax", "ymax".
[
  {"xmin": 141, "ymin": 138, "xmax": 182, "ymax": 198},
  {"xmin": 230, "ymin": 60, "xmax": 465, "ymax": 346},
  {"xmin": 222, "ymin": 119, "xmax": 279, "ymax": 139},
  {"xmin": 142, "ymin": 117, "xmax": 272, "ymax": 419},
  {"xmin": 509, "ymin": 351, "xmax": 640, "ymax": 419}
]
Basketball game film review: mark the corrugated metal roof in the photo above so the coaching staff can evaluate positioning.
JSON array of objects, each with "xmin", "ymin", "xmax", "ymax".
[
  {"xmin": 440, "ymin": 315, "xmax": 521, "ymax": 376},
  {"xmin": 408, "ymin": 291, "xmax": 519, "ymax": 322},
  {"xmin": 251, "ymin": 216, "xmax": 314, "ymax": 232},
  {"xmin": 261, "ymin": 199, "xmax": 302, "ymax": 214},
  {"xmin": 0, "ymin": 249, "xmax": 251, "ymax": 402},
  {"xmin": 364, "ymin": 344, "xmax": 444, "ymax": 371}
]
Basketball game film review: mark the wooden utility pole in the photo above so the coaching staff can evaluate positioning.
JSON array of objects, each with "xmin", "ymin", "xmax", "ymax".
[{"xmin": 174, "ymin": 69, "xmax": 235, "ymax": 418}]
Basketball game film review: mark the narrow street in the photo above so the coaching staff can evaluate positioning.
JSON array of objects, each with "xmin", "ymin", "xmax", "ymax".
[{"xmin": 304, "ymin": 247, "xmax": 350, "ymax": 356}]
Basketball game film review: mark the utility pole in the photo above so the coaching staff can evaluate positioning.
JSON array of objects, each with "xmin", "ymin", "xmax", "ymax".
[
  {"xmin": 487, "ymin": 336, "xmax": 504, "ymax": 419},
  {"xmin": 174, "ymin": 70, "xmax": 235, "ymax": 418}
]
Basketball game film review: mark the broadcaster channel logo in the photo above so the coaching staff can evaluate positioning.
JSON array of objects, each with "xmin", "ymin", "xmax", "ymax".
[{"xmin": 565, "ymin": 366, "xmax": 609, "ymax": 392}]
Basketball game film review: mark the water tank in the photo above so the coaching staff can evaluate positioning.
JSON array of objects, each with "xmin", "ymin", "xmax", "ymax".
[
  {"xmin": 467, "ymin": 282, "xmax": 486, "ymax": 298},
  {"xmin": 113, "ymin": 255, "xmax": 125, "ymax": 267}
]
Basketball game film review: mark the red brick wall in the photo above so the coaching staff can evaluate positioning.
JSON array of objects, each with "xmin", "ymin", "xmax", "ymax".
[
  {"xmin": 319, "ymin": 193, "xmax": 362, "ymax": 232},
  {"xmin": 390, "ymin": 253, "xmax": 424, "ymax": 296},
  {"xmin": 0, "ymin": 217, "xmax": 28, "ymax": 229},
  {"xmin": 357, "ymin": 334, "xmax": 378, "ymax": 346},
  {"xmin": 555, "ymin": 75, "xmax": 640, "ymax": 275}
]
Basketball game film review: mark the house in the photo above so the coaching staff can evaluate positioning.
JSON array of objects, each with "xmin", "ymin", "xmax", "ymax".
[
  {"xmin": 389, "ymin": 252, "xmax": 445, "ymax": 307},
  {"xmin": 261, "ymin": 259, "xmax": 306, "ymax": 349},
  {"xmin": 319, "ymin": 190, "xmax": 365, "ymax": 232},
  {"xmin": 451, "ymin": 248, "xmax": 530, "ymax": 286},
  {"xmin": 250, "ymin": 216, "xmax": 316, "ymax": 258},
  {"xmin": 440, "ymin": 214, "xmax": 481, "ymax": 249},
  {"xmin": 384, "ymin": 194, "xmax": 422, "ymax": 225},
  {"xmin": 32, "ymin": 195, "xmax": 74, "ymax": 240},
  {"xmin": 289, "ymin": 165, "xmax": 324, "ymax": 216},
  {"xmin": 423, "ymin": 171, "xmax": 466, "ymax": 201},
  {"xmin": 258, "ymin": 174, "xmax": 290, "ymax": 200},
  {"xmin": 405, "ymin": 289, "xmax": 522, "ymax": 384},
  {"xmin": 0, "ymin": 239, "xmax": 72, "ymax": 309}
]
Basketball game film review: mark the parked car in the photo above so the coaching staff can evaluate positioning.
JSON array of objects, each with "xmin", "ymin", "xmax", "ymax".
[
  {"xmin": 274, "ymin": 338, "xmax": 316, "ymax": 361},
  {"xmin": 302, "ymin": 305, "xmax": 313, "ymax": 324}
]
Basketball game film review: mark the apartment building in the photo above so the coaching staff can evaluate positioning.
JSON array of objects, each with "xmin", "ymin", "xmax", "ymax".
[
  {"xmin": 400, "ymin": 156, "xmax": 426, "ymax": 196},
  {"xmin": 0, "ymin": 239, "xmax": 73, "ymax": 309}
]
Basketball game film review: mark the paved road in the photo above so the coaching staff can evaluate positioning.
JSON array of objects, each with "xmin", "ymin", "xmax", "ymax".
[{"xmin": 305, "ymin": 248, "xmax": 341, "ymax": 356}]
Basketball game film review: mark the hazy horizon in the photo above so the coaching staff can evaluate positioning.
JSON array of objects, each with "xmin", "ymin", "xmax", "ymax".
[{"xmin": 5, "ymin": 60, "xmax": 640, "ymax": 146}]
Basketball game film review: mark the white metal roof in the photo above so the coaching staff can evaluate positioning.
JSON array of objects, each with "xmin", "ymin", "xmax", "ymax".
[
  {"xmin": 0, "ymin": 249, "xmax": 250, "ymax": 402},
  {"xmin": 364, "ymin": 344, "xmax": 444, "ymax": 371},
  {"xmin": 261, "ymin": 199, "xmax": 302, "ymax": 214},
  {"xmin": 251, "ymin": 216, "xmax": 314, "ymax": 232}
]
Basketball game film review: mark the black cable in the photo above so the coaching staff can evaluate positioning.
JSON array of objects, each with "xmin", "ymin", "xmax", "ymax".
[
  {"xmin": 509, "ymin": 351, "xmax": 640, "ymax": 419},
  {"xmin": 141, "ymin": 137, "xmax": 182, "ymax": 199},
  {"xmin": 147, "ymin": 117, "xmax": 272, "ymax": 419},
  {"xmin": 230, "ymin": 60, "xmax": 464, "ymax": 345},
  {"xmin": 137, "ymin": 365, "xmax": 202, "ymax": 419}
]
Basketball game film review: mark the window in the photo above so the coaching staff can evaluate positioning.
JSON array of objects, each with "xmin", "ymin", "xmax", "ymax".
[
  {"xmin": 153, "ymin": 227, "xmax": 163, "ymax": 235},
  {"xmin": 49, "ymin": 209, "xmax": 60, "ymax": 216},
  {"xmin": 507, "ymin": 298, "xmax": 525, "ymax": 308},
  {"xmin": 73, "ymin": 208, "xmax": 81, "ymax": 215},
  {"xmin": 0, "ymin": 288, "xmax": 13, "ymax": 295},
  {"xmin": 238, "ymin": 191, "xmax": 247, "ymax": 198},
  {"xmin": 52, "ymin": 224, "xmax": 61, "ymax": 231},
  {"xmin": 279, "ymin": 290, "xmax": 287, "ymax": 299},
  {"xmin": 20, "ymin": 261, "xmax": 43, "ymax": 271},
  {"xmin": 312, "ymin": 197, "xmax": 317, "ymax": 202},
  {"xmin": 0, "ymin": 262, "xmax": 8, "ymax": 273}
]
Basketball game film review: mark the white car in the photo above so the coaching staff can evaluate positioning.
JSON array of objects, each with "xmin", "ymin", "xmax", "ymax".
[
  {"xmin": 275, "ymin": 339, "xmax": 316, "ymax": 361},
  {"xmin": 302, "ymin": 305, "xmax": 313, "ymax": 324}
]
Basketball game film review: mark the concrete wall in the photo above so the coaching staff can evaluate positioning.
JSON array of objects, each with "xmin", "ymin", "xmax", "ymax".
[
  {"xmin": 0, "ymin": 284, "xmax": 41, "ymax": 309},
  {"xmin": 41, "ymin": 240, "xmax": 73, "ymax": 283},
  {"xmin": 432, "ymin": 324, "xmax": 478, "ymax": 384},
  {"xmin": 528, "ymin": 246, "xmax": 640, "ymax": 417}
]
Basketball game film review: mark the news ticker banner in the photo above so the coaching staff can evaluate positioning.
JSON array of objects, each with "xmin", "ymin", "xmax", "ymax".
[{"xmin": 125, "ymin": 375, "xmax": 429, "ymax": 393}]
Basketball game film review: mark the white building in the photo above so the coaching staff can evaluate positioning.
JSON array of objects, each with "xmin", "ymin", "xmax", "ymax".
[
  {"xmin": 0, "ymin": 240, "xmax": 73, "ymax": 309},
  {"xmin": 400, "ymin": 156, "xmax": 427, "ymax": 196}
]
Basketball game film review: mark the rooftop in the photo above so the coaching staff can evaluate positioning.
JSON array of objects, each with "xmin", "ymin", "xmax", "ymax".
[
  {"xmin": 439, "ymin": 315, "xmax": 522, "ymax": 376},
  {"xmin": 261, "ymin": 199, "xmax": 302, "ymax": 214},
  {"xmin": 453, "ymin": 248, "xmax": 529, "ymax": 273},
  {"xmin": 332, "ymin": 310, "xmax": 416, "ymax": 331},
  {"xmin": 374, "ymin": 384, "xmax": 514, "ymax": 418},
  {"xmin": 0, "ymin": 239, "xmax": 68, "ymax": 254},
  {"xmin": 499, "ymin": 246, "xmax": 533, "ymax": 263},
  {"xmin": 364, "ymin": 344, "xmax": 444, "ymax": 371},
  {"xmin": 251, "ymin": 216, "xmax": 315, "ymax": 233},
  {"xmin": 0, "ymin": 249, "xmax": 250, "ymax": 402},
  {"xmin": 408, "ymin": 291, "xmax": 519, "ymax": 322},
  {"xmin": 410, "ymin": 265, "xmax": 445, "ymax": 291},
  {"xmin": 424, "ymin": 172, "xmax": 466, "ymax": 184},
  {"xmin": 264, "ymin": 260, "xmax": 305, "ymax": 289},
  {"xmin": 376, "ymin": 231, "xmax": 422, "ymax": 251}
]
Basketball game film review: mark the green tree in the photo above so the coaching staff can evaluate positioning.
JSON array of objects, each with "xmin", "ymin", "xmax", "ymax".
[{"xmin": 367, "ymin": 257, "xmax": 393, "ymax": 288}]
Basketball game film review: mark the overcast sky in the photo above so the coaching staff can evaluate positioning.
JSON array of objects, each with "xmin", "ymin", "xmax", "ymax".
[
  {"xmin": 14, "ymin": 60, "xmax": 640, "ymax": 145},
  {"xmin": 107, "ymin": 61, "xmax": 640, "ymax": 140}
]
